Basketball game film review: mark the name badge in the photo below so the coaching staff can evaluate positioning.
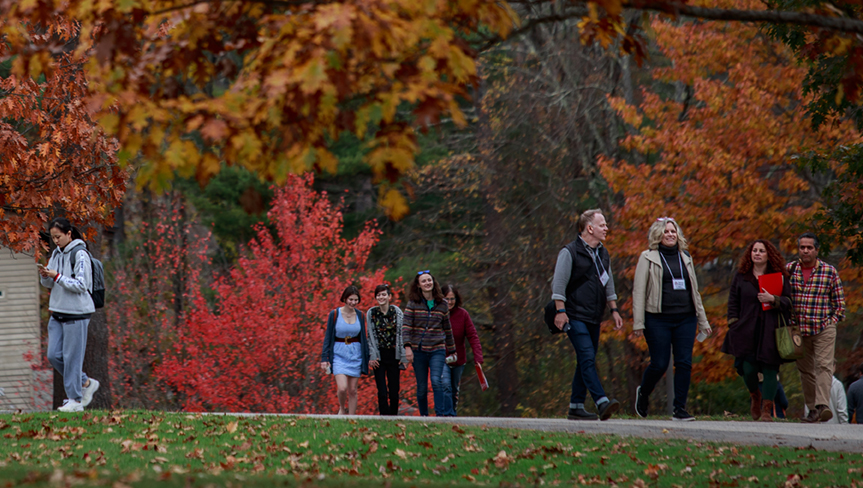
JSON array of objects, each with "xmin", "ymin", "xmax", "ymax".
[
  {"xmin": 599, "ymin": 270, "xmax": 609, "ymax": 286},
  {"xmin": 672, "ymin": 278, "xmax": 686, "ymax": 291}
]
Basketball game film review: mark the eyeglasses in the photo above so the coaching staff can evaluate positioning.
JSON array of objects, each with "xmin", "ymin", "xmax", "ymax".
[
  {"xmin": 417, "ymin": 270, "xmax": 430, "ymax": 275},
  {"xmin": 656, "ymin": 217, "xmax": 675, "ymax": 221},
  {"xmin": 444, "ymin": 297, "xmax": 456, "ymax": 302}
]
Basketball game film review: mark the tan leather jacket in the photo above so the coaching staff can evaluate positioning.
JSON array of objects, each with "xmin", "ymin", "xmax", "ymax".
[{"xmin": 632, "ymin": 249, "xmax": 710, "ymax": 331}]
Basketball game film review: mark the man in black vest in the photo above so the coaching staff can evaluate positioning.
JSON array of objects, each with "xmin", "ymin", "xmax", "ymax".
[{"xmin": 551, "ymin": 209, "xmax": 623, "ymax": 420}]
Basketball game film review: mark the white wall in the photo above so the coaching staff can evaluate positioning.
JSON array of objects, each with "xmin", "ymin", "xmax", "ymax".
[{"xmin": 0, "ymin": 248, "xmax": 41, "ymax": 411}]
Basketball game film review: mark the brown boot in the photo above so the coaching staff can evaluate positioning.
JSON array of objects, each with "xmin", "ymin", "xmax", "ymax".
[
  {"xmin": 750, "ymin": 391, "xmax": 762, "ymax": 420},
  {"xmin": 760, "ymin": 400, "xmax": 774, "ymax": 422}
]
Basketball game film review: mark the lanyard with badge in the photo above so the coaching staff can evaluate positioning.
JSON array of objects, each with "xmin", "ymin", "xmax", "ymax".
[
  {"xmin": 589, "ymin": 248, "xmax": 609, "ymax": 287},
  {"xmin": 659, "ymin": 251, "xmax": 687, "ymax": 290}
]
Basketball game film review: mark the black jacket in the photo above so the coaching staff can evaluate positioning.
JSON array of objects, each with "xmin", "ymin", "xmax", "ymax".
[
  {"xmin": 564, "ymin": 239, "xmax": 611, "ymax": 325},
  {"xmin": 721, "ymin": 271, "xmax": 793, "ymax": 368}
]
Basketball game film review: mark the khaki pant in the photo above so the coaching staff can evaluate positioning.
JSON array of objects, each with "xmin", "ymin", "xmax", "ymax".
[{"xmin": 796, "ymin": 323, "xmax": 837, "ymax": 409}]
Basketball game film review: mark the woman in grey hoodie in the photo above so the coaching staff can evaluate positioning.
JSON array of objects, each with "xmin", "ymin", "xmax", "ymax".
[{"xmin": 38, "ymin": 218, "xmax": 100, "ymax": 412}]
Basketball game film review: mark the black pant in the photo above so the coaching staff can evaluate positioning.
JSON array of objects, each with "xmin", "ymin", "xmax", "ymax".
[{"xmin": 374, "ymin": 348, "xmax": 401, "ymax": 415}]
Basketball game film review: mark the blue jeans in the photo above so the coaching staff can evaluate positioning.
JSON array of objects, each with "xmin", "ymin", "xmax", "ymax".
[
  {"xmin": 566, "ymin": 320, "xmax": 607, "ymax": 406},
  {"xmin": 413, "ymin": 350, "xmax": 446, "ymax": 416},
  {"xmin": 639, "ymin": 313, "xmax": 697, "ymax": 411},
  {"xmin": 439, "ymin": 364, "xmax": 466, "ymax": 416}
]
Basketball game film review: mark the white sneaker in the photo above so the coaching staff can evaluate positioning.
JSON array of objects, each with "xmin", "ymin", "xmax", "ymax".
[
  {"xmin": 81, "ymin": 378, "xmax": 100, "ymax": 407},
  {"xmin": 58, "ymin": 399, "xmax": 83, "ymax": 412}
]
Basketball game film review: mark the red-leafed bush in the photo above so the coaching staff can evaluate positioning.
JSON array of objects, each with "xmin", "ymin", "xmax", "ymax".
[
  {"xmin": 107, "ymin": 195, "xmax": 210, "ymax": 409},
  {"xmin": 156, "ymin": 174, "xmax": 414, "ymax": 413}
]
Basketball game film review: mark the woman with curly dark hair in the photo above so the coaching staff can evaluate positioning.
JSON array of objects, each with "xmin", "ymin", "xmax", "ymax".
[
  {"xmin": 721, "ymin": 240, "xmax": 793, "ymax": 421},
  {"xmin": 402, "ymin": 270, "xmax": 456, "ymax": 416}
]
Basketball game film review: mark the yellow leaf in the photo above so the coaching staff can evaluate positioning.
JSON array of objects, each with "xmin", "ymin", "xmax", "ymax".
[
  {"xmin": 299, "ymin": 56, "xmax": 329, "ymax": 94},
  {"xmin": 226, "ymin": 421, "xmax": 238, "ymax": 434},
  {"xmin": 316, "ymin": 148, "xmax": 338, "ymax": 174},
  {"xmin": 379, "ymin": 188, "xmax": 409, "ymax": 220}
]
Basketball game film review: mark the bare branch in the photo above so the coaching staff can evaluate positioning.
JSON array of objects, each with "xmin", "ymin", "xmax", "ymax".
[{"xmin": 630, "ymin": 0, "xmax": 863, "ymax": 34}]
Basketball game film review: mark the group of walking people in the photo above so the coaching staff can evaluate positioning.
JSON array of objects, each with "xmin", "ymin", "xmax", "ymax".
[
  {"xmin": 320, "ymin": 274, "xmax": 483, "ymax": 416},
  {"xmin": 40, "ymin": 211, "xmax": 848, "ymax": 424},
  {"xmin": 552, "ymin": 209, "xmax": 846, "ymax": 422}
]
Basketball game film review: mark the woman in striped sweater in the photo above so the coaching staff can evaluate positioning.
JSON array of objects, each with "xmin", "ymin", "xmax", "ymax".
[{"xmin": 403, "ymin": 270, "xmax": 456, "ymax": 417}]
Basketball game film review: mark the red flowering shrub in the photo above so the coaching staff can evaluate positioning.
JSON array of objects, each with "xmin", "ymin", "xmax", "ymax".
[
  {"xmin": 157, "ymin": 175, "xmax": 415, "ymax": 413},
  {"xmin": 107, "ymin": 196, "xmax": 210, "ymax": 409}
]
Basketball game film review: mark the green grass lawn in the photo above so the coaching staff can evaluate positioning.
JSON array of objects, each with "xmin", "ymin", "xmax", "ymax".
[{"xmin": 0, "ymin": 412, "xmax": 857, "ymax": 487}]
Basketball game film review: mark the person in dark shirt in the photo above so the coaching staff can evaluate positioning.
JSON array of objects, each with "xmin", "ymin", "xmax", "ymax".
[
  {"xmin": 847, "ymin": 364, "xmax": 863, "ymax": 424},
  {"xmin": 632, "ymin": 217, "xmax": 712, "ymax": 421},
  {"xmin": 367, "ymin": 284, "xmax": 406, "ymax": 416},
  {"xmin": 721, "ymin": 240, "xmax": 793, "ymax": 422}
]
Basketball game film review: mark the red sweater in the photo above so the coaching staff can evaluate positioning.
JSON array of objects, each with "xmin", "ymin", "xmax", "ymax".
[{"xmin": 449, "ymin": 307, "xmax": 483, "ymax": 366}]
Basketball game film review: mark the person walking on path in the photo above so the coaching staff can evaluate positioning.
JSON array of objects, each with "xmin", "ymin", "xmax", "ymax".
[
  {"xmin": 320, "ymin": 285, "xmax": 370, "ymax": 415},
  {"xmin": 403, "ymin": 271, "xmax": 456, "ymax": 417},
  {"xmin": 39, "ymin": 217, "xmax": 101, "ymax": 413},
  {"xmin": 847, "ymin": 364, "xmax": 863, "ymax": 424},
  {"xmin": 786, "ymin": 232, "xmax": 846, "ymax": 423},
  {"xmin": 632, "ymin": 217, "xmax": 712, "ymax": 422},
  {"xmin": 439, "ymin": 284, "xmax": 483, "ymax": 416},
  {"xmin": 551, "ymin": 209, "xmax": 623, "ymax": 421},
  {"xmin": 721, "ymin": 240, "xmax": 792, "ymax": 422},
  {"xmin": 366, "ymin": 284, "xmax": 406, "ymax": 416}
]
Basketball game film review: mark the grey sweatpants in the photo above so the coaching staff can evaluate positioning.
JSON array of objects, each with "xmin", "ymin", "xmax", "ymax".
[{"xmin": 47, "ymin": 316, "xmax": 90, "ymax": 402}]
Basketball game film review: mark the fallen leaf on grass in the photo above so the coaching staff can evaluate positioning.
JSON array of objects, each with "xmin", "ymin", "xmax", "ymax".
[
  {"xmin": 186, "ymin": 448, "xmax": 204, "ymax": 460},
  {"xmin": 362, "ymin": 441, "xmax": 378, "ymax": 458},
  {"xmin": 452, "ymin": 425, "xmax": 466, "ymax": 434},
  {"xmin": 394, "ymin": 449, "xmax": 407, "ymax": 459},
  {"xmin": 493, "ymin": 450, "xmax": 510, "ymax": 469},
  {"xmin": 226, "ymin": 421, "xmax": 238, "ymax": 434}
]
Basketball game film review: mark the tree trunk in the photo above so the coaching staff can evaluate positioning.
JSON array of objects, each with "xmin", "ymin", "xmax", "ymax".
[{"xmin": 487, "ymin": 278, "xmax": 520, "ymax": 416}]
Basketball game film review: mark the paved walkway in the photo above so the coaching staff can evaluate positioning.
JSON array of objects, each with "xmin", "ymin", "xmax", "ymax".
[{"xmin": 229, "ymin": 413, "xmax": 863, "ymax": 453}]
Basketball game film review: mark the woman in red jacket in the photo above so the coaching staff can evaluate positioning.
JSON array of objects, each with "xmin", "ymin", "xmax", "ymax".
[{"xmin": 440, "ymin": 284, "xmax": 483, "ymax": 416}]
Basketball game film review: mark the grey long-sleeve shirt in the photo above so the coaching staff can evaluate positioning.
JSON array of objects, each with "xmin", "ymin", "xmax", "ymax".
[{"xmin": 551, "ymin": 237, "xmax": 618, "ymax": 303}]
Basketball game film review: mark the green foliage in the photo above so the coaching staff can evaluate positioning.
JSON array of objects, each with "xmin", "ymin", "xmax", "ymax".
[
  {"xmin": 175, "ymin": 166, "xmax": 274, "ymax": 262},
  {"xmin": 793, "ymin": 145, "xmax": 863, "ymax": 264}
]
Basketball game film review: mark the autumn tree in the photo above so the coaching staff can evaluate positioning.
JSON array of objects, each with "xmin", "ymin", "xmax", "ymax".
[
  {"xmin": 7, "ymin": 0, "xmax": 863, "ymax": 221},
  {"xmin": 0, "ymin": 18, "xmax": 126, "ymax": 252},
  {"xmin": 156, "ymin": 175, "xmax": 406, "ymax": 413},
  {"xmin": 0, "ymin": 17, "xmax": 127, "ymax": 410},
  {"xmin": 598, "ymin": 0, "xmax": 862, "ymax": 383}
]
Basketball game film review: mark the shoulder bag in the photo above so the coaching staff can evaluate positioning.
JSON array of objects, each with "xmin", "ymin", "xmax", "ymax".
[{"xmin": 775, "ymin": 312, "xmax": 804, "ymax": 360}]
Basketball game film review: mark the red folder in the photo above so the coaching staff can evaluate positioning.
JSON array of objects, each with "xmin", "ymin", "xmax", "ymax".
[
  {"xmin": 757, "ymin": 272, "xmax": 783, "ymax": 311},
  {"xmin": 475, "ymin": 363, "xmax": 489, "ymax": 391}
]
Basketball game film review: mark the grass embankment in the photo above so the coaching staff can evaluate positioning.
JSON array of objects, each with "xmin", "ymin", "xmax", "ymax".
[{"xmin": 0, "ymin": 412, "xmax": 857, "ymax": 487}]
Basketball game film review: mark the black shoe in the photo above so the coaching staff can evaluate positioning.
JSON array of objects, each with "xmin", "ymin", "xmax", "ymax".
[
  {"xmin": 597, "ymin": 399, "xmax": 620, "ymax": 421},
  {"xmin": 635, "ymin": 386, "xmax": 648, "ymax": 418},
  {"xmin": 801, "ymin": 408, "xmax": 820, "ymax": 423},
  {"xmin": 672, "ymin": 408, "xmax": 695, "ymax": 421},
  {"xmin": 567, "ymin": 407, "xmax": 598, "ymax": 421}
]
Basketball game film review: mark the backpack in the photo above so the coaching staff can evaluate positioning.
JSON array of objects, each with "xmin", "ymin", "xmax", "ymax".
[{"xmin": 68, "ymin": 243, "xmax": 105, "ymax": 309}]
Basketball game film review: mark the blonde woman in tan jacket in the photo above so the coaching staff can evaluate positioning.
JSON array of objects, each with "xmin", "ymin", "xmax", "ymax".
[{"xmin": 631, "ymin": 218, "xmax": 711, "ymax": 421}]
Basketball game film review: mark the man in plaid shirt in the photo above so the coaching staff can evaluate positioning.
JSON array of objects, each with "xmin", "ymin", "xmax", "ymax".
[{"xmin": 786, "ymin": 232, "xmax": 846, "ymax": 423}]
